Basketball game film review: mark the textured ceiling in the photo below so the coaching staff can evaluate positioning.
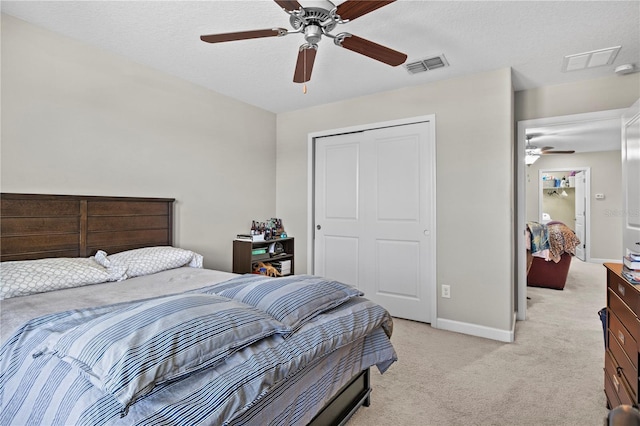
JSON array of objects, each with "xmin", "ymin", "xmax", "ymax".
[{"xmin": 2, "ymin": 0, "xmax": 639, "ymax": 151}]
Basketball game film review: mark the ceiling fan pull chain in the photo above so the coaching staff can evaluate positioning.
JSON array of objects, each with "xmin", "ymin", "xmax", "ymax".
[{"xmin": 303, "ymin": 48, "xmax": 307, "ymax": 94}]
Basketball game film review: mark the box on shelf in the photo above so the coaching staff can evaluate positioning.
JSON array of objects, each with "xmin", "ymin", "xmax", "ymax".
[{"xmin": 270, "ymin": 259, "xmax": 291, "ymax": 276}]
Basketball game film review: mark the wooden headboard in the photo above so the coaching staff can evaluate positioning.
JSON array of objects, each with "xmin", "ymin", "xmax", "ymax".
[{"xmin": 1, "ymin": 193, "xmax": 175, "ymax": 262}]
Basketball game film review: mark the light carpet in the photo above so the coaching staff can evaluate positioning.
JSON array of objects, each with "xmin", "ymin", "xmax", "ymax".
[{"xmin": 348, "ymin": 259, "xmax": 610, "ymax": 426}]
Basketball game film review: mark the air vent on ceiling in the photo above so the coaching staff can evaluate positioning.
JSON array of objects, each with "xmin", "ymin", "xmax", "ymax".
[
  {"xmin": 404, "ymin": 54, "xmax": 449, "ymax": 75},
  {"xmin": 562, "ymin": 46, "xmax": 621, "ymax": 72}
]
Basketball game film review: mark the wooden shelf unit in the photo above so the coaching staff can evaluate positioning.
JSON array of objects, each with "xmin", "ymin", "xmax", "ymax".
[{"xmin": 232, "ymin": 237, "xmax": 294, "ymax": 275}]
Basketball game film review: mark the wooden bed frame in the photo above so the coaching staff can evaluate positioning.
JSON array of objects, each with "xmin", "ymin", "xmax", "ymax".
[
  {"xmin": 1, "ymin": 193, "xmax": 174, "ymax": 261},
  {"xmin": 0, "ymin": 192, "xmax": 371, "ymax": 425}
]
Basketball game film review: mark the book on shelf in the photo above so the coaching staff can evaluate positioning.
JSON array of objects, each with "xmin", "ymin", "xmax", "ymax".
[
  {"xmin": 623, "ymin": 255, "xmax": 640, "ymax": 270},
  {"xmin": 236, "ymin": 234, "xmax": 265, "ymax": 242},
  {"xmin": 251, "ymin": 247, "xmax": 268, "ymax": 256}
]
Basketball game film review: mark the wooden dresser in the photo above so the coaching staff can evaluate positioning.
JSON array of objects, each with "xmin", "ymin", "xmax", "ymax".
[{"xmin": 604, "ymin": 263, "xmax": 640, "ymax": 408}]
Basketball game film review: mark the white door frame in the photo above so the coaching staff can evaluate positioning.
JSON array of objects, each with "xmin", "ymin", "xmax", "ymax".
[
  {"xmin": 537, "ymin": 167, "xmax": 590, "ymax": 261},
  {"xmin": 516, "ymin": 108, "xmax": 626, "ymax": 321},
  {"xmin": 622, "ymin": 99, "xmax": 640, "ymax": 259},
  {"xmin": 307, "ymin": 115, "xmax": 437, "ymax": 325}
]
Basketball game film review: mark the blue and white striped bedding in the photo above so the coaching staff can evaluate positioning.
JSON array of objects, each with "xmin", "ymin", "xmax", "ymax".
[
  {"xmin": 33, "ymin": 293, "xmax": 287, "ymax": 411},
  {"xmin": 0, "ymin": 274, "xmax": 397, "ymax": 426},
  {"xmin": 207, "ymin": 274, "xmax": 365, "ymax": 333}
]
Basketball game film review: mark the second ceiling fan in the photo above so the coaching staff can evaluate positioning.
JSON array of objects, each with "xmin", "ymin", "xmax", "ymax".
[
  {"xmin": 526, "ymin": 134, "xmax": 575, "ymax": 156},
  {"xmin": 200, "ymin": 0, "xmax": 407, "ymax": 84}
]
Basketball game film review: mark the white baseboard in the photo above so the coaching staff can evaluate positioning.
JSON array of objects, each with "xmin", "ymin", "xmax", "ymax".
[
  {"xmin": 435, "ymin": 315, "xmax": 515, "ymax": 343},
  {"xmin": 588, "ymin": 257, "xmax": 620, "ymax": 264}
]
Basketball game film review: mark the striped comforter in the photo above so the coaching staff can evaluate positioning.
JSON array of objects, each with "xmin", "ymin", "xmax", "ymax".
[{"xmin": 0, "ymin": 275, "xmax": 397, "ymax": 426}]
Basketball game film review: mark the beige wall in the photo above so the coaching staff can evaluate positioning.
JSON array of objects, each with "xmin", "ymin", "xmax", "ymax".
[
  {"xmin": 277, "ymin": 68, "xmax": 515, "ymax": 334},
  {"xmin": 526, "ymin": 152, "xmax": 622, "ymax": 261},
  {"xmin": 1, "ymin": 14, "xmax": 277, "ymax": 271},
  {"xmin": 515, "ymin": 74, "xmax": 640, "ymax": 122}
]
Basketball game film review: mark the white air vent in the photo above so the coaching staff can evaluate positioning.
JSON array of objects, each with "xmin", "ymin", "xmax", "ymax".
[
  {"xmin": 404, "ymin": 55, "xmax": 449, "ymax": 75},
  {"xmin": 562, "ymin": 46, "xmax": 621, "ymax": 72}
]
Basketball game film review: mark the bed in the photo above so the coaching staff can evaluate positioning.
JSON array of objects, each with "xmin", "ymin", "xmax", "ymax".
[
  {"xmin": 525, "ymin": 221, "xmax": 581, "ymax": 290},
  {"xmin": 0, "ymin": 193, "xmax": 397, "ymax": 426}
]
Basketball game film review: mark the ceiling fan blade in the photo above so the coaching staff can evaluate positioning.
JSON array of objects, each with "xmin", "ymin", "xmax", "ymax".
[
  {"xmin": 200, "ymin": 28, "xmax": 287, "ymax": 44},
  {"xmin": 274, "ymin": 0, "xmax": 302, "ymax": 12},
  {"xmin": 336, "ymin": 0, "xmax": 396, "ymax": 21},
  {"xmin": 337, "ymin": 34, "xmax": 407, "ymax": 66},
  {"xmin": 293, "ymin": 45, "xmax": 318, "ymax": 83},
  {"xmin": 540, "ymin": 146, "xmax": 555, "ymax": 151},
  {"xmin": 541, "ymin": 150, "xmax": 575, "ymax": 155}
]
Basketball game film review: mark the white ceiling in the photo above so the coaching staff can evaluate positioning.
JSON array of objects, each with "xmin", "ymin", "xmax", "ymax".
[{"xmin": 2, "ymin": 0, "xmax": 639, "ymax": 151}]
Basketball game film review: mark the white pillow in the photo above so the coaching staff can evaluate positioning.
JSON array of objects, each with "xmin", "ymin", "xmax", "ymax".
[
  {"xmin": 93, "ymin": 250, "xmax": 128, "ymax": 281},
  {"xmin": 105, "ymin": 246, "xmax": 203, "ymax": 279},
  {"xmin": 0, "ymin": 257, "xmax": 124, "ymax": 300}
]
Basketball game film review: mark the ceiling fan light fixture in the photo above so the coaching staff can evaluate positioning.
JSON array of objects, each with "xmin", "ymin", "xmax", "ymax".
[{"xmin": 525, "ymin": 154, "xmax": 540, "ymax": 165}]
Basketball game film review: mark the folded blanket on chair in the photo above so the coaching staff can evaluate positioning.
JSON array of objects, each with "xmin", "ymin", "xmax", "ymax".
[
  {"xmin": 527, "ymin": 221, "xmax": 549, "ymax": 254},
  {"xmin": 547, "ymin": 222, "xmax": 581, "ymax": 263}
]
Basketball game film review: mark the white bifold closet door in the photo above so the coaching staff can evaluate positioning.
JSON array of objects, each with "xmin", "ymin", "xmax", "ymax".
[{"xmin": 314, "ymin": 121, "xmax": 435, "ymax": 323}]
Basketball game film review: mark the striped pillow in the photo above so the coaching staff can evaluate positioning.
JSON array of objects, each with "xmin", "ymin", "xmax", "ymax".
[
  {"xmin": 38, "ymin": 293, "xmax": 285, "ymax": 410},
  {"xmin": 214, "ymin": 275, "xmax": 364, "ymax": 332}
]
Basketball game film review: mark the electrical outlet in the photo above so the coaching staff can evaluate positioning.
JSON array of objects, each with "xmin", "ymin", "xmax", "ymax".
[{"xmin": 441, "ymin": 284, "xmax": 451, "ymax": 298}]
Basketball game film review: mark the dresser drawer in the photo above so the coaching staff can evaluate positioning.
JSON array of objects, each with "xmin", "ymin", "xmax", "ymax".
[
  {"xmin": 609, "ymin": 289, "xmax": 640, "ymax": 343},
  {"xmin": 609, "ymin": 269, "xmax": 640, "ymax": 317},
  {"xmin": 609, "ymin": 309, "xmax": 639, "ymax": 369},
  {"xmin": 605, "ymin": 350, "xmax": 634, "ymax": 406},
  {"xmin": 605, "ymin": 370, "xmax": 623, "ymax": 408},
  {"xmin": 608, "ymin": 330, "xmax": 638, "ymax": 400}
]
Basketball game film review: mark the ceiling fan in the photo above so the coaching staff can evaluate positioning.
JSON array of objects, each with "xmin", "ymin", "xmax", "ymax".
[
  {"xmin": 525, "ymin": 134, "xmax": 575, "ymax": 155},
  {"xmin": 199, "ymin": 0, "xmax": 407, "ymax": 85}
]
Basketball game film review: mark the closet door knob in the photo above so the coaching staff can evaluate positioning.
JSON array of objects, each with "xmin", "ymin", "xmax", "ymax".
[{"xmin": 317, "ymin": 225, "xmax": 322, "ymax": 230}]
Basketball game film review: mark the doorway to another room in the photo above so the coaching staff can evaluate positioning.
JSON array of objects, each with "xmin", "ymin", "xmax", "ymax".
[
  {"xmin": 516, "ymin": 108, "xmax": 626, "ymax": 321},
  {"xmin": 538, "ymin": 167, "xmax": 589, "ymax": 262}
]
